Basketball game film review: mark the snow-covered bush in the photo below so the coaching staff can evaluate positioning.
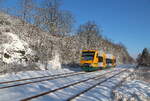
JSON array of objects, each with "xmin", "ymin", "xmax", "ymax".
[{"xmin": 1, "ymin": 32, "xmax": 34, "ymax": 64}]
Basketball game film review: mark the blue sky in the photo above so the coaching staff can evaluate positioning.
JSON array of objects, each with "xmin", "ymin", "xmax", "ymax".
[
  {"xmin": 1, "ymin": 0, "xmax": 150, "ymax": 58},
  {"xmin": 61, "ymin": 0, "xmax": 150, "ymax": 58}
]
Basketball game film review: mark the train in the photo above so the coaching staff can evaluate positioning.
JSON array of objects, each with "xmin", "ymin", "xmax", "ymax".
[{"xmin": 80, "ymin": 50, "xmax": 116, "ymax": 71}]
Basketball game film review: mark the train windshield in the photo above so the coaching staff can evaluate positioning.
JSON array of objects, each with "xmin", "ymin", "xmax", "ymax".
[{"xmin": 81, "ymin": 52, "xmax": 95, "ymax": 61}]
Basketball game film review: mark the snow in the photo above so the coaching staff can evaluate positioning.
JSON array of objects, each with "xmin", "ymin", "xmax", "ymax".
[
  {"xmin": 0, "ymin": 69, "xmax": 72, "ymax": 82},
  {"xmin": 113, "ymin": 80, "xmax": 150, "ymax": 101},
  {"xmin": 106, "ymin": 54, "xmax": 113, "ymax": 59},
  {"xmin": 32, "ymin": 69, "xmax": 121, "ymax": 101},
  {"xmin": 0, "ymin": 68, "xmax": 115, "ymax": 101},
  {"xmin": 0, "ymin": 64, "xmax": 148, "ymax": 101},
  {"xmin": 47, "ymin": 51, "xmax": 61, "ymax": 70},
  {"xmin": 73, "ymin": 71, "xmax": 130, "ymax": 101},
  {"xmin": 36, "ymin": 51, "xmax": 61, "ymax": 70},
  {"xmin": 0, "ymin": 31, "xmax": 62, "ymax": 71},
  {"xmin": 1, "ymin": 32, "xmax": 33, "ymax": 64}
]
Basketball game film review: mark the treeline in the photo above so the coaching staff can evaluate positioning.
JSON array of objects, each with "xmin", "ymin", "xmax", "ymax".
[
  {"xmin": 0, "ymin": 0, "xmax": 74, "ymax": 36},
  {"xmin": 61, "ymin": 21, "xmax": 133, "ymax": 64},
  {"xmin": 0, "ymin": 0, "xmax": 133, "ymax": 66},
  {"xmin": 137, "ymin": 48, "xmax": 150, "ymax": 66}
]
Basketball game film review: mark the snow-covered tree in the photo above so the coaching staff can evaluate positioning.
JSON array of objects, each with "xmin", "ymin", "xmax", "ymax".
[{"xmin": 137, "ymin": 48, "xmax": 150, "ymax": 66}]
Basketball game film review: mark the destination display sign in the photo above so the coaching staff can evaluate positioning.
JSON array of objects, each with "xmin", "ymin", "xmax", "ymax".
[{"xmin": 82, "ymin": 52, "xmax": 95, "ymax": 56}]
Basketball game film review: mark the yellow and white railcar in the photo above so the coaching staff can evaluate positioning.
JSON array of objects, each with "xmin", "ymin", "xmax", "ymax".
[{"xmin": 106, "ymin": 54, "xmax": 116, "ymax": 68}]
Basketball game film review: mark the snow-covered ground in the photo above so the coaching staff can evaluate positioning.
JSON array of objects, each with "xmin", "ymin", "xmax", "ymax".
[
  {"xmin": 114, "ymin": 80, "xmax": 150, "ymax": 101},
  {"xmin": 32, "ymin": 68, "xmax": 125, "ymax": 101},
  {"xmin": 0, "ymin": 67, "xmax": 115, "ymax": 101},
  {"xmin": 0, "ymin": 64, "xmax": 149, "ymax": 101},
  {"xmin": 0, "ymin": 64, "xmax": 132, "ymax": 82}
]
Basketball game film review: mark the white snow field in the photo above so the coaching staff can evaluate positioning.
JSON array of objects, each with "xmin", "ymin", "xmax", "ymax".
[
  {"xmin": 0, "ymin": 68, "xmax": 114, "ymax": 101},
  {"xmin": 113, "ymin": 80, "xmax": 150, "ymax": 101},
  {"xmin": 0, "ymin": 64, "xmax": 149, "ymax": 101}
]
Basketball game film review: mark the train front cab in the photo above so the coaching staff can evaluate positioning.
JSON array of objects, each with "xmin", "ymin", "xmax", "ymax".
[{"xmin": 80, "ymin": 50, "xmax": 106, "ymax": 71}]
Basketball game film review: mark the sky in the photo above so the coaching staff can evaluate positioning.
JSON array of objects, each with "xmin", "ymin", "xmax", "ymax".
[
  {"xmin": 1, "ymin": 0, "xmax": 150, "ymax": 58},
  {"xmin": 61, "ymin": 0, "xmax": 150, "ymax": 58}
]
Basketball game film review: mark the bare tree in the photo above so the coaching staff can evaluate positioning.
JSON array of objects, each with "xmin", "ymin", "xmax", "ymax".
[
  {"xmin": 18, "ymin": 0, "xmax": 35, "ymax": 24},
  {"xmin": 77, "ymin": 21, "xmax": 101, "ymax": 49},
  {"xmin": 34, "ymin": 0, "xmax": 74, "ymax": 35}
]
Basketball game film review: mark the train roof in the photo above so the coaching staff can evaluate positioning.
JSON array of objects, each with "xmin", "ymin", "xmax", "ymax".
[{"xmin": 81, "ymin": 50, "xmax": 115, "ymax": 58}]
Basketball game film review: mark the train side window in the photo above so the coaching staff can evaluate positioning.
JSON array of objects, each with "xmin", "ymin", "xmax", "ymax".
[
  {"xmin": 106, "ymin": 59, "xmax": 112, "ymax": 63},
  {"xmin": 98, "ymin": 56, "xmax": 103, "ymax": 62},
  {"xmin": 114, "ymin": 59, "xmax": 116, "ymax": 63},
  {"xmin": 106, "ymin": 59, "xmax": 109, "ymax": 63}
]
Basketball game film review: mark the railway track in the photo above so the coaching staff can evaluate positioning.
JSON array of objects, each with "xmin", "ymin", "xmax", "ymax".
[
  {"xmin": 0, "ymin": 71, "xmax": 88, "ymax": 89},
  {"xmin": 67, "ymin": 69, "xmax": 129, "ymax": 101},
  {"xmin": 70, "ymin": 72, "xmax": 133, "ymax": 101},
  {"xmin": 0, "ymin": 72, "xmax": 73, "ymax": 84},
  {"xmin": 20, "ymin": 68, "xmax": 128, "ymax": 101}
]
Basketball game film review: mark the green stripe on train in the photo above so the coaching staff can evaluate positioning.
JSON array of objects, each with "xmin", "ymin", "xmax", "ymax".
[{"xmin": 82, "ymin": 67, "xmax": 102, "ymax": 72}]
